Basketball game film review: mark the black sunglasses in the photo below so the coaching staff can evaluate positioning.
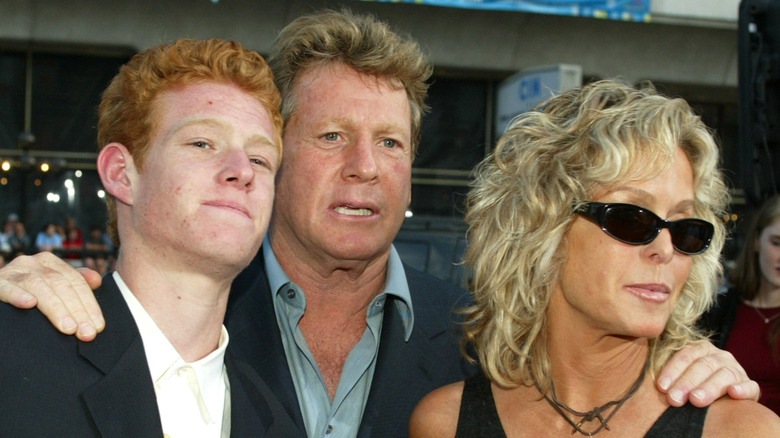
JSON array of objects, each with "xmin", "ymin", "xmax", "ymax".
[{"xmin": 575, "ymin": 202, "xmax": 714, "ymax": 255}]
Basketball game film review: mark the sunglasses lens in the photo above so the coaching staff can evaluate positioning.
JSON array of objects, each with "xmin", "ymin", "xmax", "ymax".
[
  {"xmin": 670, "ymin": 220, "xmax": 713, "ymax": 254},
  {"xmin": 601, "ymin": 205, "xmax": 658, "ymax": 244},
  {"xmin": 579, "ymin": 202, "xmax": 714, "ymax": 255}
]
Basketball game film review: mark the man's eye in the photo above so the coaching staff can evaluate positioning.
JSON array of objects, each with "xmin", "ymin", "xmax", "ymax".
[
  {"xmin": 191, "ymin": 141, "xmax": 209, "ymax": 148},
  {"xmin": 382, "ymin": 139, "xmax": 397, "ymax": 148},
  {"xmin": 323, "ymin": 133, "xmax": 340, "ymax": 141},
  {"xmin": 250, "ymin": 158, "xmax": 269, "ymax": 168}
]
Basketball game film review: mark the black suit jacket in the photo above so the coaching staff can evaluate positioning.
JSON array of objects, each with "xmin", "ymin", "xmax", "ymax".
[
  {"xmin": 0, "ymin": 275, "xmax": 300, "ymax": 437},
  {"xmin": 226, "ymin": 251, "xmax": 478, "ymax": 438}
]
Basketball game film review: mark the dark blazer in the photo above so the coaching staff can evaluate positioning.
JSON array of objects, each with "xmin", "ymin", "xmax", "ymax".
[
  {"xmin": 0, "ymin": 275, "xmax": 300, "ymax": 437},
  {"xmin": 226, "ymin": 251, "xmax": 479, "ymax": 438}
]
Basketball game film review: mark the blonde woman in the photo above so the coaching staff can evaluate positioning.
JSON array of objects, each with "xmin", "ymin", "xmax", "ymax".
[{"xmin": 411, "ymin": 80, "xmax": 780, "ymax": 437}]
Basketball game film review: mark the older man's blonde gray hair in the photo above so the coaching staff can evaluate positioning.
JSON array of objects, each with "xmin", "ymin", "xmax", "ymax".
[{"xmin": 268, "ymin": 9, "xmax": 432, "ymax": 155}]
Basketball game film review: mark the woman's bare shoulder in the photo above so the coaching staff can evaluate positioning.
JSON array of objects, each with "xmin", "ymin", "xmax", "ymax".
[
  {"xmin": 409, "ymin": 380, "xmax": 466, "ymax": 438},
  {"xmin": 704, "ymin": 398, "xmax": 780, "ymax": 437}
]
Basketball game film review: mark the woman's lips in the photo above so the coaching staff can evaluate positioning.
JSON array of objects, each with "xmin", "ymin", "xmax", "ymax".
[{"xmin": 626, "ymin": 283, "xmax": 671, "ymax": 303}]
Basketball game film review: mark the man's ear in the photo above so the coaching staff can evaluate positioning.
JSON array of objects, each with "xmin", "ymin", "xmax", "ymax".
[{"xmin": 97, "ymin": 143, "xmax": 136, "ymax": 206}]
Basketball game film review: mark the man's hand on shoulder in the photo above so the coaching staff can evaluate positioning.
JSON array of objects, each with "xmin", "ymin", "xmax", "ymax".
[
  {"xmin": 657, "ymin": 341, "xmax": 760, "ymax": 406},
  {"xmin": 0, "ymin": 252, "xmax": 104, "ymax": 340}
]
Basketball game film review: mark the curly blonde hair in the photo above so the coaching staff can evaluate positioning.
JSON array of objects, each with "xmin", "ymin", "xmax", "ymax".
[
  {"xmin": 98, "ymin": 38, "xmax": 283, "ymax": 247},
  {"xmin": 463, "ymin": 79, "xmax": 729, "ymax": 390}
]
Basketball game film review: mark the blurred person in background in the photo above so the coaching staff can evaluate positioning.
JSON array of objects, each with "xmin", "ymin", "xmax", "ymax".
[
  {"xmin": 35, "ymin": 223, "xmax": 64, "ymax": 253},
  {"xmin": 64, "ymin": 216, "xmax": 84, "ymax": 242},
  {"xmin": 0, "ymin": 222, "xmax": 11, "ymax": 255},
  {"xmin": 700, "ymin": 194, "xmax": 780, "ymax": 415},
  {"xmin": 62, "ymin": 226, "xmax": 85, "ymax": 263},
  {"xmin": 85, "ymin": 225, "xmax": 115, "ymax": 255},
  {"xmin": 83, "ymin": 254, "xmax": 109, "ymax": 277},
  {"xmin": 7, "ymin": 218, "xmax": 31, "ymax": 254}
]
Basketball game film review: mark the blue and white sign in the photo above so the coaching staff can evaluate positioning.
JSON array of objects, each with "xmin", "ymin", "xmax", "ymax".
[
  {"xmin": 495, "ymin": 64, "xmax": 582, "ymax": 135},
  {"xmin": 357, "ymin": 0, "xmax": 652, "ymax": 22}
]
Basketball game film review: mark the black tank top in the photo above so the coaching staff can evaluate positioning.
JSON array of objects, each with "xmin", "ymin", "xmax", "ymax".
[{"xmin": 455, "ymin": 373, "xmax": 708, "ymax": 437}]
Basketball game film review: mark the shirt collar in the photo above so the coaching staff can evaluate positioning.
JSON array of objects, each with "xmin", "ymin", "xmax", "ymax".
[
  {"xmin": 112, "ymin": 272, "xmax": 229, "ymax": 410},
  {"xmin": 263, "ymin": 233, "xmax": 415, "ymax": 340}
]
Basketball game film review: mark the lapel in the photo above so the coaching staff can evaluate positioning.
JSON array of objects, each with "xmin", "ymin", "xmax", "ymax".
[
  {"xmin": 357, "ymin": 265, "xmax": 472, "ymax": 438},
  {"xmin": 226, "ymin": 251, "xmax": 307, "ymax": 432},
  {"xmin": 226, "ymin": 352, "xmax": 272, "ymax": 435},
  {"xmin": 78, "ymin": 276, "xmax": 164, "ymax": 437},
  {"xmin": 227, "ymin": 352, "xmax": 304, "ymax": 437}
]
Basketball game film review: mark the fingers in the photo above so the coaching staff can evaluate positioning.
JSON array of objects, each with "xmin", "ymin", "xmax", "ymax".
[
  {"xmin": 657, "ymin": 342, "xmax": 756, "ymax": 407},
  {"xmin": 77, "ymin": 267, "xmax": 104, "ymax": 290},
  {"xmin": 0, "ymin": 274, "xmax": 39, "ymax": 308},
  {"xmin": 0, "ymin": 253, "xmax": 104, "ymax": 341},
  {"xmin": 727, "ymin": 380, "xmax": 761, "ymax": 402}
]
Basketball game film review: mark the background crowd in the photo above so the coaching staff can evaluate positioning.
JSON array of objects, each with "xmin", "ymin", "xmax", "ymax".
[{"xmin": 0, "ymin": 213, "xmax": 115, "ymax": 274}]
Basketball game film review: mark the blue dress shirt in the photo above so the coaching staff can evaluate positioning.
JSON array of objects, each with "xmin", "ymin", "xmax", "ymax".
[{"xmin": 263, "ymin": 235, "xmax": 414, "ymax": 438}]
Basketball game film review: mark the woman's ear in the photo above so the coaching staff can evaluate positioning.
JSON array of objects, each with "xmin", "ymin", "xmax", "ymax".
[{"xmin": 97, "ymin": 143, "xmax": 137, "ymax": 206}]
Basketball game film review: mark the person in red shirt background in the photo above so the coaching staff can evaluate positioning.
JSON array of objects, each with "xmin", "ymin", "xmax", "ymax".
[{"xmin": 701, "ymin": 194, "xmax": 780, "ymax": 414}]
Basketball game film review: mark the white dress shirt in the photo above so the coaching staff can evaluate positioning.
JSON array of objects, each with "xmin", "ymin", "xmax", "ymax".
[{"xmin": 114, "ymin": 272, "xmax": 231, "ymax": 438}]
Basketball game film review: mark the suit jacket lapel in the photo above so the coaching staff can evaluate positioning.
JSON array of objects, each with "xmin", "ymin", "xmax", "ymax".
[
  {"xmin": 358, "ymin": 271, "xmax": 453, "ymax": 438},
  {"xmin": 226, "ymin": 251, "xmax": 306, "ymax": 431},
  {"xmin": 358, "ymin": 265, "xmax": 477, "ymax": 438},
  {"xmin": 227, "ymin": 352, "xmax": 304, "ymax": 437},
  {"xmin": 78, "ymin": 276, "xmax": 164, "ymax": 437},
  {"xmin": 226, "ymin": 352, "xmax": 273, "ymax": 435}
]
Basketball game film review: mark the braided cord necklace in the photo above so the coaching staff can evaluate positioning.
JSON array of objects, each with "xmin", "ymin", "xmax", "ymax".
[{"xmin": 537, "ymin": 358, "xmax": 649, "ymax": 436}]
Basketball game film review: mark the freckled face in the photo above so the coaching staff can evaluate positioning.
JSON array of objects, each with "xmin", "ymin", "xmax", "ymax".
[
  {"xmin": 128, "ymin": 82, "xmax": 279, "ymax": 274},
  {"xmin": 757, "ymin": 218, "xmax": 780, "ymax": 293},
  {"xmin": 271, "ymin": 62, "xmax": 413, "ymax": 265},
  {"xmin": 551, "ymin": 147, "xmax": 697, "ymax": 339}
]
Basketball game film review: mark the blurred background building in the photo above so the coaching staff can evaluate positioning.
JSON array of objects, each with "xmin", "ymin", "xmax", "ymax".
[{"xmin": 1, "ymin": 0, "xmax": 777, "ymax": 283}]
